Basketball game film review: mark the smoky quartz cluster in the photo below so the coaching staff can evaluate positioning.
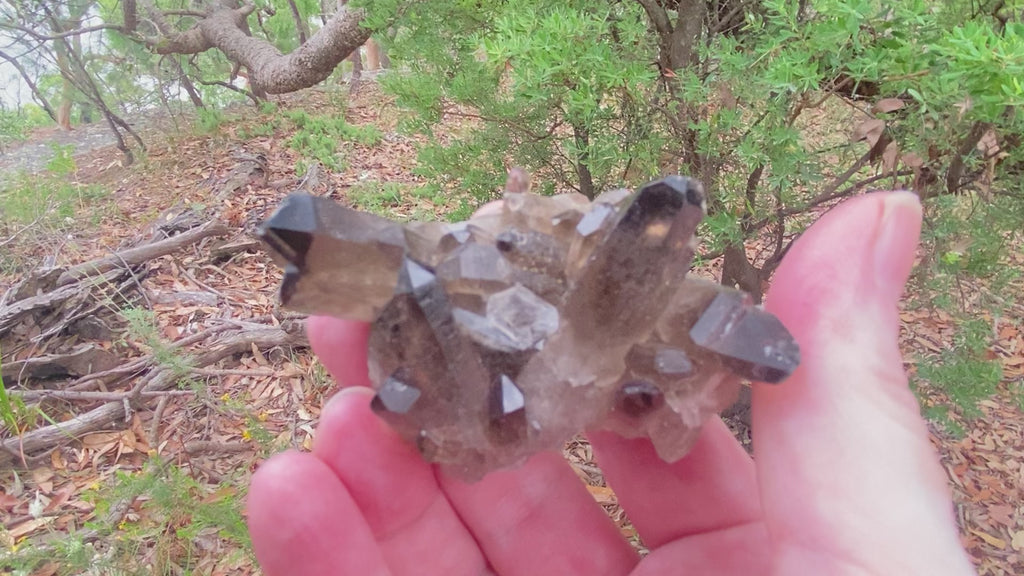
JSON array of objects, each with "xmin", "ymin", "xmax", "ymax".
[{"xmin": 260, "ymin": 174, "xmax": 799, "ymax": 480}]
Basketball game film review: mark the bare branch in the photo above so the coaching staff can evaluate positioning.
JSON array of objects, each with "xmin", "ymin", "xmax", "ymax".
[
  {"xmin": 152, "ymin": 2, "xmax": 371, "ymax": 93},
  {"xmin": 635, "ymin": 0, "xmax": 672, "ymax": 36},
  {"xmin": 0, "ymin": 21, "xmax": 127, "ymax": 41},
  {"xmin": 0, "ymin": 48, "xmax": 57, "ymax": 121}
]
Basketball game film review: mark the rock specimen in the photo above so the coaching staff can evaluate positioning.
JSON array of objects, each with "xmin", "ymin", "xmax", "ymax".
[{"xmin": 260, "ymin": 175, "xmax": 800, "ymax": 480}]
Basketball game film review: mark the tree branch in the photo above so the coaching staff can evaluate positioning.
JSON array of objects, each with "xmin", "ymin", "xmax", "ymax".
[{"xmin": 154, "ymin": 3, "xmax": 371, "ymax": 94}]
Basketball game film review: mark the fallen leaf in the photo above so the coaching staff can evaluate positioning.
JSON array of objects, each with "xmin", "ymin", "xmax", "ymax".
[
  {"xmin": 9, "ymin": 517, "xmax": 54, "ymax": 539},
  {"xmin": 81, "ymin": 431, "xmax": 123, "ymax": 450},
  {"xmin": 1011, "ymin": 529, "xmax": 1024, "ymax": 551},
  {"xmin": 988, "ymin": 504, "xmax": 1015, "ymax": 527},
  {"xmin": 976, "ymin": 128, "xmax": 1001, "ymax": 158},
  {"xmin": 971, "ymin": 529, "xmax": 1007, "ymax": 549},
  {"xmin": 955, "ymin": 97, "xmax": 973, "ymax": 120},
  {"xmin": 586, "ymin": 484, "xmax": 616, "ymax": 504},
  {"xmin": 882, "ymin": 141, "xmax": 900, "ymax": 173},
  {"xmin": 873, "ymin": 98, "xmax": 905, "ymax": 113},
  {"xmin": 852, "ymin": 118, "xmax": 885, "ymax": 146},
  {"xmin": 902, "ymin": 152, "xmax": 924, "ymax": 169},
  {"xmin": 28, "ymin": 561, "xmax": 59, "ymax": 576}
]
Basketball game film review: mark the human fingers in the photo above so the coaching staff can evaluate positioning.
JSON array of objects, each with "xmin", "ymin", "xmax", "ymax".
[
  {"xmin": 312, "ymin": 387, "xmax": 488, "ymax": 575},
  {"xmin": 310, "ymin": 327, "xmax": 638, "ymax": 576},
  {"xmin": 307, "ymin": 316, "xmax": 372, "ymax": 387},
  {"xmin": 248, "ymin": 450, "xmax": 390, "ymax": 576},
  {"xmin": 438, "ymin": 452, "xmax": 639, "ymax": 576},
  {"xmin": 587, "ymin": 419, "xmax": 763, "ymax": 551},
  {"xmin": 754, "ymin": 191, "xmax": 975, "ymax": 574}
]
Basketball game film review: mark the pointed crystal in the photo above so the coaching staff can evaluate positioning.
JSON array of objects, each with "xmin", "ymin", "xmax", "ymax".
[
  {"xmin": 615, "ymin": 380, "xmax": 665, "ymax": 417},
  {"xmin": 371, "ymin": 372, "xmax": 422, "ymax": 414},
  {"xmin": 259, "ymin": 194, "xmax": 407, "ymax": 320},
  {"xmin": 689, "ymin": 291, "xmax": 801, "ymax": 383},
  {"xmin": 261, "ymin": 171, "xmax": 799, "ymax": 480}
]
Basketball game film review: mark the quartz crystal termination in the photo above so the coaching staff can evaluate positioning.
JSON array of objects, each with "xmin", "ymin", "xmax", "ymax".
[{"xmin": 259, "ymin": 175, "xmax": 800, "ymax": 480}]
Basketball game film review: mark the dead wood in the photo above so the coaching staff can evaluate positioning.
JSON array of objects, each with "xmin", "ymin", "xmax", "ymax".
[
  {"xmin": 0, "ymin": 320, "xmax": 306, "ymax": 467},
  {"xmin": 57, "ymin": 219, "xmax": 229, "ymax": 285},
  {"xmin": 1, "ymin": 344, "xmax": 120, "ymax": 381},
  {"xmin": 210, "ymin": 237, "xmax": 262, "ymax": 260},
  {"xmin": 184, "ymin": 440, "xmax": 252, "ymax": 455}
]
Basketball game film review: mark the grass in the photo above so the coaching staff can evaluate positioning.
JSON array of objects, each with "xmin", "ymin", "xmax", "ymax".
[
  {"xmin": 0, "ymin": 106, "xmax": 52, "ymax": 151},
  {"xmin": 348, "ymin": 180, "xmax": 404, "ymax": 216},
  {"xmin": 284, "ymin": 109, "xmax": 383, "ymax": 173},
  {"xmin": 120, "ymin": 308, "xmax": 195, "ymax": 385},
  {"xmin": 0, "ymin": 145, "xmax": 110, "ymax": 274},
  {"xmin": 2, "ymin": 458, "xmax": 252, "ymax": 575}
]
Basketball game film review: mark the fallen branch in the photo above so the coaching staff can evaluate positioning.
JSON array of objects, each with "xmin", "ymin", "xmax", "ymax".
[
  {"xmin": 0, "ymin": 321, "xmax": 306, "ymax": 467},
  {"xmin": 184, "ymin": 440, "xmax": 252, "ymax": 455},
  {"xmin": 57, "ymin": 219, "xmax": 229, "ymax": 285}
]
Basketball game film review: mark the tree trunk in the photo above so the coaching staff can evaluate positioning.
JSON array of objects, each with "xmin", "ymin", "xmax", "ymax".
[
  {"xmin": 287, "ymin": 0, "xmax": 311, "ymax": 44},
  {"xmin": 572, "ymin": 123, "xmax": 596, "ymax": 199},
  {"xmin": 721, "ymin": 244, "xmax": 764, "ymax": 302},
  {"xmin": 365, "ymin": 38, "xmax": 380, "ymax": 70},
  {"xmin": 155, "ymin": 2, "xmax": 371, "ymax": 94}
]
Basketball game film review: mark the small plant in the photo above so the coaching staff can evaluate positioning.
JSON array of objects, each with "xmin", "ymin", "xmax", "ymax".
[
  {"xmin": 0, "ymin": 350, "xmax": 38, "ymax": 435},
  {"xmin": 445, "ymin": 199, "xmax": 475, "ymax": 223},
  {"xmin": 120, "ymin": 308, "xmax": 194, "ymax": 380},
  {"xmin": 44, "ymin": 143, "xmax": 76, "ymax": 176},
  {"xmin": 348, "ymin": 180, "xmax": 404, "ymax": 215},
  {"xmin": 284, "ymin": 110, "xmax": 383, "ymax": 172},
  {"xmin": 915, "ymin": 319, "xmax": 1003, "ymax": 420},
  {"xmin": 0, "ymin": 105, "xmax": 51, "ymax": 151},
  {"xmin": 195, "ymin": 107, "xmax": 226, "ymax": 134},
  {"xmin": 0, "ymin": 171, "xmax": 109, "ymax": 274}
]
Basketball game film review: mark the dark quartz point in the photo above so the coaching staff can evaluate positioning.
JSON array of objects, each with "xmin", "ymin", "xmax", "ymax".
[
  {"xmin": 689, "ymin": 291, "xmax": 801, "ymax": 384},
  {"xmin": 259, "ymin": 174, "xmax": 800, "ymax": 480},
  {"xmin": 615, "ymin": 380, "xmax": 665, "ymax": 418}
]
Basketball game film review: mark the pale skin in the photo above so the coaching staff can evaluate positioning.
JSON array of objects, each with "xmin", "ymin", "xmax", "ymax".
[{"xmin": 247, "ymin": 191, "xmax": 977, "ymax": 575}]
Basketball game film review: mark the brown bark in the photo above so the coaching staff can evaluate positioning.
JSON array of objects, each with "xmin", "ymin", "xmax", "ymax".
[
  {"xmin": 721, "ymin": 244, "xmax": 763, "ymax": 302},
  {"xmin": 286, "ymin": 0, "xmax": 311, "ymax": 44},
  {"xmin": 155, "ymin": 2, "xmax": 371, "ymax": 94},
  {"xmin": 945, "ymin": 120, "xmax": 990, "ymax": 195},
  {"xmin": 57, "ymin": 219, "xmax": 229, "ymax": 285},
  {"xmin": 572, "ymin": 123, "xmax": 596, "ymax": 199}
]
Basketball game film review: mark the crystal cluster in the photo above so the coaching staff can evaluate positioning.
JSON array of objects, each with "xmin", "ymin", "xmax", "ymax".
[{"xmin": 260, "ymin": 175, "xmax": 800, "ymax": 480}]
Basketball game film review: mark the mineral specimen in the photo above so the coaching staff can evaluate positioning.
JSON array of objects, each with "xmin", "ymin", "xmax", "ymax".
[{"xmin": 260, "ymin": 174, "xmax": 800, "ymax": 480}]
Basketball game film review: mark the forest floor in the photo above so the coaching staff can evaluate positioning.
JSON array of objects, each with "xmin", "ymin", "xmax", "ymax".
[{"xmin": 1, "ymin": 83, "xmax": 1022, "ymax": 575}]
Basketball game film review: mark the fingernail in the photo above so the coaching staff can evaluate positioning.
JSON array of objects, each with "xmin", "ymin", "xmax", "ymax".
[{"xmin": 873, "ymin": 192, "xmax": 922, "ymax": 298}]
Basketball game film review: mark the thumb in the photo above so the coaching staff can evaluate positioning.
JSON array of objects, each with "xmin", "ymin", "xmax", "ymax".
[{"xmin": 754, "ymin": 192, "xmax": 975, "ymax": 574}]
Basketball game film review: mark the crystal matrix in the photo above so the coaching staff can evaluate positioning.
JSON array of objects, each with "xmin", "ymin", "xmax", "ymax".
[{"xmin": 260, "ymin": 175, "xmax": 800, "ymax": 480}]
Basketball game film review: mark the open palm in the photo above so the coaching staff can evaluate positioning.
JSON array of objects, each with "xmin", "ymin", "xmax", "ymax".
[{"xmin": 247, "ymin": 191, "xmax": 976, "ymax": 576}]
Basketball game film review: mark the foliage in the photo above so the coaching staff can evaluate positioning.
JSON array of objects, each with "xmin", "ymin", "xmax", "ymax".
[
  {"xmin": 283, "ymin": 109, "xmax": 383, "ymax": 173},
  {"xmin": 3, "ymin": 457, "xmax": 251, "ymax": 575},
  {"xmin": 916, "ymin": 319, "xmax": 1004, "ymax": 420},
  {"xmin": 120, "ymin": 308, "xmax": 195, "ymax": 384},
  {"xmin": 348, "ymin": 180, "xmax": 405, "ymax": 216},
  {"xmin": 195, "ymin": 107, "xmax": 227, "ymax": 134},
  {"xmin": 369, "ymin": 0, "xmax": 1024, "ymax": 417},
  {"xmin": 0, "ymin": 105, "xmax": 52, "ymax": 150},
  {"xmin": 0, "ymin": 155, "xmax": 109, "ymax": 272}
]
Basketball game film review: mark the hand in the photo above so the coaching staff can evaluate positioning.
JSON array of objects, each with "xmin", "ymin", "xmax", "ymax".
[{"xmin": 247, "ymin": 191, "xmax": 976, "ymax": 575}]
